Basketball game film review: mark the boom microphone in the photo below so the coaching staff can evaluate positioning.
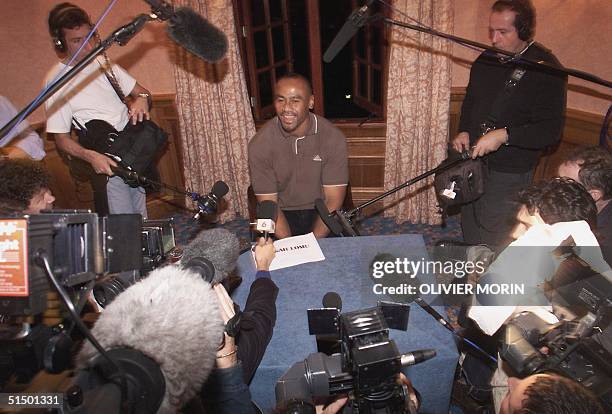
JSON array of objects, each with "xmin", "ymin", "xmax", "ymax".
[
  {"xmin": 323, "ymin": 0, "xmax": 374, "ymax": 63},
  {"xmin": 144, "ymin": 1, "xmax": 228, "ymax": 63},
  {"xmin": 167, "ymin": 8, "xmax": 228, "ymax": 63},
  {"xmin": 76, "ymin": 265, "xmax": 224, "ymax": 413},
  {"xmin": 179, "ymin": 228, "xmax": 240, "ymax": 285}
]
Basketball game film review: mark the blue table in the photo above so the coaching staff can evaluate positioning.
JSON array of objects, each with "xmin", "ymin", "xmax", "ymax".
[{"xmin": 233, "ymin": 234, "xmax": 458, "ymax": 414}]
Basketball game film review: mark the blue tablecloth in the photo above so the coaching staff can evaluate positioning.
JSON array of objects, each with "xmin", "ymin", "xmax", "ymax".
[{"xmin": 233, "ymin": 234, "xmax": 458, "ymax": 414}]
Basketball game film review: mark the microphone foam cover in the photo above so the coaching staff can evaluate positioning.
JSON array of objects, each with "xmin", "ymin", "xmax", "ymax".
[
  {"xmin": 167, "ymin": 7, "xmax": 228, "ymax": 63},
  {"xmin": 322, "ymin": 291, "xmax": 342, "ymax": 311},
  {"xmin": 77, "ymin": 265, "xmax": 223, "ymax": 413},
  {"xmin": 257, "ymin": 200, "xmax": 278, "ymax": 221},
  {"xmin": 180, "ymin": 228, "xmax": 239, "ymax": 285},
  {"xmin": 211, "ymin": 180, "xmax": 229, "ymax": 198}
]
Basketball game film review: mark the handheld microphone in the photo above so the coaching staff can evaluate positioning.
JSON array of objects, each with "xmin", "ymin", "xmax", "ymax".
[
  {"xmin": 144, "ymin": 0, "xmax": 228, "ymax": 63},
  {"xmin": 179, "ymin": 228, "xmax": 240, "ymax": 285},
  {"xmin": 193, "ymin": 180, "xmax": 229, "ymax": 220},
  {"xmin": 323, "ymin": 0, "xmax": 374, "ymax": 63},
  {"xmin": 76, "ymin": 265, "xmax": 224, "ymax": 413},
  {"xmin": 255, "ymin": 200, "xmax": 277, "ymax": 240}
]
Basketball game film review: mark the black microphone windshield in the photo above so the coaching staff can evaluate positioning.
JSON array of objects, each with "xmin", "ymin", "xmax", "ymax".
[
  {"xmin": 314, "ymin": 198, "xmax": 343, "ymax": 236},
  {"xmin": 323, "ymin": 0, "xmax": 373, "ymax": 63},
  {"xmin": 257, "ymin": 200, "xmax": 278, "ymax": 221},
  {"xmin": 211, "ymin": 180, "xmax": 229, "ymax": 198},
  {"xmin": 179, "ymin": 228, "xmax": 239, "ymax": 285},
  {"xmin": 167, "ymin": 7, "xmax": 228, "ymax": 63},
  {"xmin": 322, "ymin": 291, "xmax": 342, "ymax": 311}
]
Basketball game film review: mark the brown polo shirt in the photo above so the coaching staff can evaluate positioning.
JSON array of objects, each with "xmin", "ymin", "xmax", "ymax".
[{"xmin": 248, "ymin": 113, "xmax": 348, "ymax": 210}]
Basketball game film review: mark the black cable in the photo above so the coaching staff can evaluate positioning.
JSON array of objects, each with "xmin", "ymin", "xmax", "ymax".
[{"xmin": 36, "ymin": 251, "xmax": 129, "ymax": 413}]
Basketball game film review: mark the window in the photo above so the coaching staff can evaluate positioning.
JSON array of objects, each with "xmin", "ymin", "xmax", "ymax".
[{"xmin": 233, "ymin": 0, "xmax": 388, "ymax": 122}]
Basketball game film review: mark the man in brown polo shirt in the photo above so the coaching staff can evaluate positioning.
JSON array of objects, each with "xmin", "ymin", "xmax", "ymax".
[{"xmin": 248, "ymin": 73, "xmax": 348, "ymax": 239}]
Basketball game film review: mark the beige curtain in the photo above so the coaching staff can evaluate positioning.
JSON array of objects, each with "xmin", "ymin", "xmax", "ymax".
[
  {"xmin": 172, "ymin": 0, "xmax": 254, "ymax": 222},
  {"xmin": 383, "ymin": 0, "xmax": 453, "ymax": 224}
]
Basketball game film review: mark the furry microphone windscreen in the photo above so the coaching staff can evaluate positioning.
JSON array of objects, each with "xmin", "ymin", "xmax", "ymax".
[
  {"xmin": 179, "ymin": 228, "xmax": 240, "ymax": 285},
  {"xmin": 167, "ymin": 7, "xmax": 228, "ymax": 63},
  {"xmin": 77, "ymin": 265, "xmax": 223, "ymax": 413}
]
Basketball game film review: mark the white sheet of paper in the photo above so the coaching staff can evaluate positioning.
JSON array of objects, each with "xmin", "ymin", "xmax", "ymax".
[{"xmin": 252, "ymin": 232, "xmax": 325, "ymax": 271}]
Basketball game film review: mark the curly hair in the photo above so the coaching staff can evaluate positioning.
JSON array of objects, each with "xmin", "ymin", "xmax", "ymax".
[
  {"xmin": 492, "ymin": 0, "xmax": 536, "ymax": 41},
  {"xmin": 517, "ymin": 177, "xmax": 597, "ymax": 229},
  {"xmin": 0, "ymin": 159, "xmax": 51, "ymax": 215},
  {"xmin": 520, "ymin": 374, "xmax": 604, "ymax": 414},
  {"xmin": 567, "ymin": 146, "xmax": 612, "ymax": 200}
]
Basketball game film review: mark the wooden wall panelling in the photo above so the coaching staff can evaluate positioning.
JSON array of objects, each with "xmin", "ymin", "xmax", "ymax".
[{"xmin": 338, "ymin": 123, "xmax": 386, "ymax": 215}]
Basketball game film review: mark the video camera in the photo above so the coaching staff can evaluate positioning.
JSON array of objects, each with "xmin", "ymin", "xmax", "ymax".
[
  {"xmin": 276, "ymin": 297, "xmax": 434, "ymax": 414},
  {"xmin": 0, "ymin": 211, "xmax": 177, "ymax": 386},
  {"xmin": 500, "ymin": 252, "xmax": 612, "ymax": 411}
]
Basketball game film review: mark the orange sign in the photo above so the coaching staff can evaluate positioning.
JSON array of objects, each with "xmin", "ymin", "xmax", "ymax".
[{"xmin": 0, "ymin": 219, "xmax": 29, "ymax": 297}]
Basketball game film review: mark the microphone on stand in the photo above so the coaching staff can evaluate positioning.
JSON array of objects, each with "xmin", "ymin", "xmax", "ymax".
[
  {"xmin": 193, "ymin": 181, "xmax": 229, "ymax": 220},
  {"xmin": 255, "ymin": 200, "xmax": 278, "ymax": 241},
  {"xmin": 313, "ymin": 291, "xmax": 343, "ymax": 355},
  {"xmin": 314, "ymin": 198, "xmax": 344, "ymax": 237},
  {"xmin": 323, "ymin": 0, "xmax": 375, "ymax": 63}
]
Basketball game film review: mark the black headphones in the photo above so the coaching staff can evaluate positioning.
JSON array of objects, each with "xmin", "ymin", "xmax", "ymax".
[
  {"xmin": 514, "ymin": 12, "xmax": 533, "ymax": 41},
  {"xmin": 49, "ymin": 3, "xmax": 92, "ymax": 53}
]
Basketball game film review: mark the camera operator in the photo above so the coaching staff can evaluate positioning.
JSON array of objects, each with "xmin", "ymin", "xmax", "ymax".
[
  {"xmin": 499, "ymin": 373, "xmax": 604, "ymax": 414},
  {"xmin": 199, "ymin": 237, "xmax": 277, "ymax": 413},
  {"xmin": 458, "ymin": 178, "xmax": 610, "ymax": 411},
  {"xmin": 557, "ymin": 145, "xmax": 612, "ymax": 265}
]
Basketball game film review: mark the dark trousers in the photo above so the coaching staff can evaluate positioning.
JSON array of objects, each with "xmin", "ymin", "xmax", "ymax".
[
  {"xmin": 461, "ymin": 168, "xmax": 534, "ymax": 252},
  {"xmin": 282, "ymin": 209, "xmax": 318, "ymax": 237}
]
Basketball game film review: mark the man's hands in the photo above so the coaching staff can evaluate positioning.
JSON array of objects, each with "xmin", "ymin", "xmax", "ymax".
[
  {"xmin": 451, "ymin": 129, "xmax": 508, "ymax": 159},
  {"xmin": 316, "ymin": 397, "xmax": 349, "ymax": 414},
  {"xmin": 254, "ymin": 237, "xmax": 276, "ymax": 271},
  {"xmin": 451, "ymin": 131, "xmax": 470, "ymax": 153},
  {"xmin": 314, "ymin": 374, "xmax": 419, "ymax": 414},
  {"xmin": 87, "ymin": 150, "xmax": 117, "ymax": 175},
  {"xmin": 470, "ymin": 128, "xmax": 507, "ymax": 158},
  {"xmin": 127, "ymin": 95, "xmax": 151, "ymax": 125}
]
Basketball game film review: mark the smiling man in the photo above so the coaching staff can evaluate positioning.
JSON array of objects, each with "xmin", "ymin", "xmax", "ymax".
[
  {"xmin": 451, "ymin": 0, "xmax": 567, "ymax": 251},
  {"xmin": 248, "ymin": 73, "xmax": 348, "ymax": 239}
]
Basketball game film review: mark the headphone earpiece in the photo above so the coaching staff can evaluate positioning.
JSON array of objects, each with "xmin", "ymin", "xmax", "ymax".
[{"xmin": 53, "ymin": 36, "xmax": 65, "ymax": 53}]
